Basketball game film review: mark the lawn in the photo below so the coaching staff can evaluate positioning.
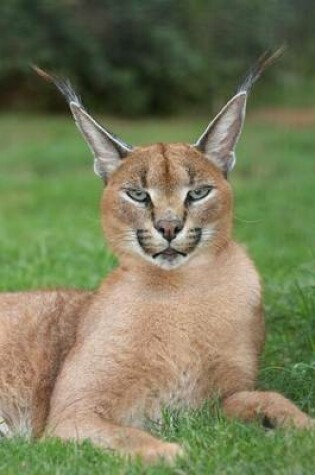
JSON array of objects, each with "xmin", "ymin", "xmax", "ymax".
[{"xmin": 0, "ymin": 111, "xmax": 314, "ymax": 474}]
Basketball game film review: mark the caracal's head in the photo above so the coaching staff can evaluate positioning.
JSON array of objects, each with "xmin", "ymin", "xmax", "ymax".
[{"xmin": 35, "ymin": 51, "xmax": 281, "ymax": 270}]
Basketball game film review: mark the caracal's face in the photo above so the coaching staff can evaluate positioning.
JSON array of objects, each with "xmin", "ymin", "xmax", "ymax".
[
  {"xmin": 102, "ymin": 143, "xmax": 233, "ymax": 270},
  {"xmin": 34, "ymin": 67, "xmax": 248, "ymax": 270}
]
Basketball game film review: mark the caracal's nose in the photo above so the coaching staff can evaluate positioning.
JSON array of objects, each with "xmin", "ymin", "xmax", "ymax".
[{"xmin": 155, "ymin": 219, "xmax": 183, "ymax": 242}]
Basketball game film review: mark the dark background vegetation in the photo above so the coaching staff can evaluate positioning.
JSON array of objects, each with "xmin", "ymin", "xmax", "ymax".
[{"xmin": 1, "ymin": 0, "xmax": 315, "ymax": 115}]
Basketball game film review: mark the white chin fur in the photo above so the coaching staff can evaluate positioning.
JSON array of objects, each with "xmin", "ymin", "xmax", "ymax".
[
  {"xmin": 130, "ymin": 236, "xmax": 187, "ymax": 270},
  {"xmin": 151, "ymin": 253, "xmax": 189, "ymax": 270}
]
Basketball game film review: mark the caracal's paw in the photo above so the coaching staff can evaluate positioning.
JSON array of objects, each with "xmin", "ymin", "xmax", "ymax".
[
  {"xmin": 293, "ymin": 415, "xmax": 315, "ymax": 430},
  {"xmin": 281, "ymin": 413, "xmax": 315, "ymax": 430},
  {"xmin": 135, "ymin": 441, "xmax": 184, "ymax": 465}
]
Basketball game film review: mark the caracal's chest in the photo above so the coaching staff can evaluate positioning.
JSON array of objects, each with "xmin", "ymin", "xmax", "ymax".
[{"xmin": 78, "ymin": 251, "xmax": 261, "ymax": 416}]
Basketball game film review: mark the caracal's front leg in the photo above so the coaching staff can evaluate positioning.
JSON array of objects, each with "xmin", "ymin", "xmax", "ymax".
[
  {"xmin": 223, "ymin": 391, "xmax": 315, "ymax": 429},
  {"xmin": 47, "ymin": 413, "xmax": 183, "ymax": 464}
]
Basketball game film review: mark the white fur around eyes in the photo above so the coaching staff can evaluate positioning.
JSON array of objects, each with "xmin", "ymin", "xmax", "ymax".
[
  {"xmin": 188, "ymin": 187, "xmax": 217, "ymax": 204},
  {"xmin": 120, "ymin": 191, "xmax": 147, "ymax": 206}
]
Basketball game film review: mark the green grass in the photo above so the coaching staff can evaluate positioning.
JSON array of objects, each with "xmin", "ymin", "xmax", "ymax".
[{"xmin": 0, "ymin": 111, "xmax": 314, "ymax": 474}]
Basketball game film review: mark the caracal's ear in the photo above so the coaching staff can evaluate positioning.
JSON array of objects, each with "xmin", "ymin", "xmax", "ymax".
[
  {"xmin": 194, "ymin": 92, "xmax": 246, "ymax": 175},
  {"xmin": 33, "ymin": 66, "xmax": 133, "ymax": 182},
  {"xmin": 194, "ymin": 48, "xmax": 284, "ymax": 176}
]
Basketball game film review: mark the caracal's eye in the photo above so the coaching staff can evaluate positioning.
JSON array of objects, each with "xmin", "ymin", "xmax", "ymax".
[
  {"xmin": 126, "ymin": 189, "xmax": 149, "ymax": 203},
  {"xmin": 187, "ymin": 186, "xmax": 213, "ymax": 202}
]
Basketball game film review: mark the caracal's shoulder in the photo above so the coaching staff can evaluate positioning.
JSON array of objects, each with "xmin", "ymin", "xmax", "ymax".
[{"xmin": 226, "ymin": 240, "xmax": 262, "ymax": 297}]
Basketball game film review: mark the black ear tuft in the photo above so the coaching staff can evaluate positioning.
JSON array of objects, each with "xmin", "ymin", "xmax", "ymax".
[
  {"xmin": 194, "ymin": 48, "xmax": 284, "ymax": 176},
  {"xmin": 32, "ymin": 65, "xmax": 83, "ymax": 107},
  {"xmin": 33, "ymin": 64, "xmax": 134, "ymax": 181},
  {"xmin": 237, "ymin": 47, "xmax": 285, "ymax": 95}
]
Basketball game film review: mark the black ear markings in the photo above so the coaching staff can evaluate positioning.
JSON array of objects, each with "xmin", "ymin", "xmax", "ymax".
[
  {"xmin": 193, "ymin": 48, "xmax": 284, "ymax": 177},
  {"xmin": 33, "ymin": 65, "xmax": 134, "ymax": 180},
  {"xmin": 33, "ymin": 51, "xmax": 284, "ymax": 182},
  {"xmin": 32, "ymin": 65, "xmax": 83, "ymax": 107},
  {"xmin": 237, "ymin": 47, "xmax": 285, "ymax": 95}
]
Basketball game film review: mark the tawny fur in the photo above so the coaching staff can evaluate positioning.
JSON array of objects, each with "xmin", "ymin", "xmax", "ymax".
[{"xmin": 0, "ymin": 142, "xmax": 313, "ymax": 463}]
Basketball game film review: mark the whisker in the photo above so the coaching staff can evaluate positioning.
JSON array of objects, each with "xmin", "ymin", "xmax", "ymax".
[{"xmin": 234, "ymin": 215, "xmax": 263, "ymax": 224}]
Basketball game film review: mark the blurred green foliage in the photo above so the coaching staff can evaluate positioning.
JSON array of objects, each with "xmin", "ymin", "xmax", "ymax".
[{"xmin": 1, "ymin": 0, "xmax": 315, "ymax": 115}]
